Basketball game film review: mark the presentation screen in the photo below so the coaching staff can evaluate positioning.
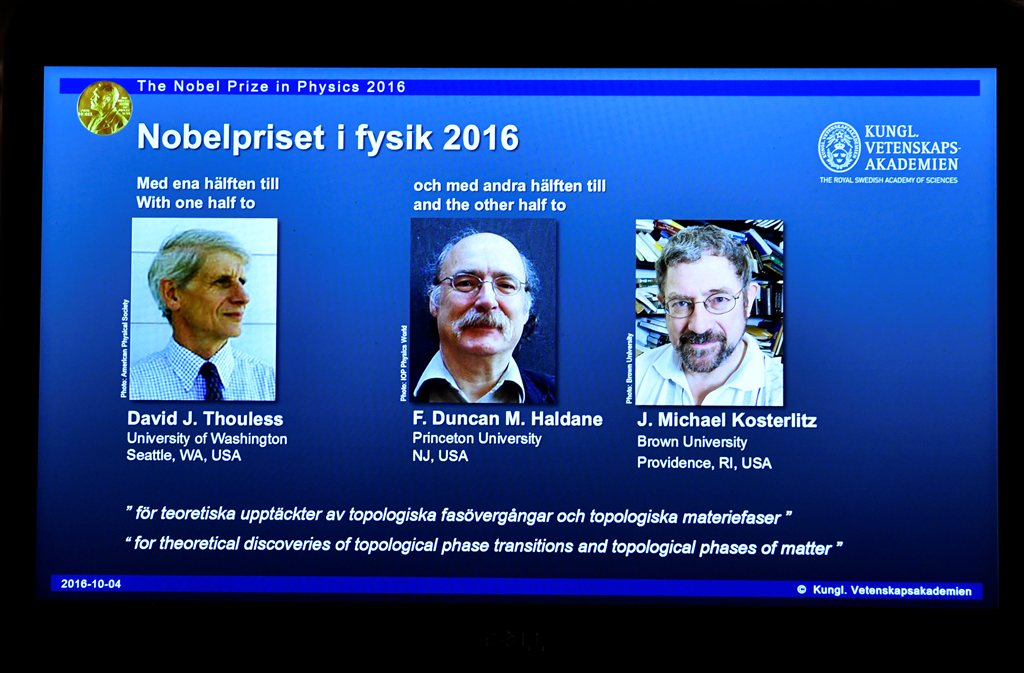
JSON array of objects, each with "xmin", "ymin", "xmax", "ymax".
[{"xmin": 36, "ymin": 66, "xmax": 998, "ymax": 607}]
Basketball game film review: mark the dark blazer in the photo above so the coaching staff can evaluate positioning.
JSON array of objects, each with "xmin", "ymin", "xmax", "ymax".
[
  {"xmin": 413, "ymin": 367, "xmax": 556, "ymax": 404},
  {"xmin": 521, "ymin": 369, "xmax": 557, "ymax": 404}
]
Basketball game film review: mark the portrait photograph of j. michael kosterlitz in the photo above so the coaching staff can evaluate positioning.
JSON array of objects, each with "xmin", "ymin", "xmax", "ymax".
[
  {"xmin": 128, "ymin": 218, "xmax": 278, "ymax": 401},
  {"xmin": 410, "ymin": 219, "xmax": 558, "ymax": 405},
  {"xmin": 633, "ymin": 219, "xmax": 784, "ymax": 407}
]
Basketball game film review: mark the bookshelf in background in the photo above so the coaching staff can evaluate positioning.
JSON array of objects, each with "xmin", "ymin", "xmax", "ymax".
[{"xmin": 635, "ymin": 219, "xmax": 784, "ymax": 364}]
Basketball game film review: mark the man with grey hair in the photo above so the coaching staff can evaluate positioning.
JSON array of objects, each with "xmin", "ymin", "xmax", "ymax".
[
  {"xmin": 635, "ymin": 224, "xmax": 782, "ymax": 406},
  {"xmin": 413, "ymin": 230, "xmax": 555, "ymax": 403},
  {"xmin": 130, "ymin": 229, "xmax": 275, "ymax": 401}
]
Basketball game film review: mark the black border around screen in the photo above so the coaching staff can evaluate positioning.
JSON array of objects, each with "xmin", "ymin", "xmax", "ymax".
[{"xmin": 6, "ymin": 1, "xmax": 1018, "ymax": 657}]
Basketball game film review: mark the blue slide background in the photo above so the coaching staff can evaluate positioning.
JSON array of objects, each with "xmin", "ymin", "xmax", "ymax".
[{"xmin": 37, "ymin": 68, "xmax": 997, "ymax": 602}]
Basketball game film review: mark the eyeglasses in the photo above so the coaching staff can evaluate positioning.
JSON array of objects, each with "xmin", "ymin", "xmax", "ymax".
[
  {"xmin": 664, "ymin": 291, "xmax": 743, "ymax": 318},
  {"xmin": 438, "ymin": 273, "xmax": 528, "ymax": 296}
]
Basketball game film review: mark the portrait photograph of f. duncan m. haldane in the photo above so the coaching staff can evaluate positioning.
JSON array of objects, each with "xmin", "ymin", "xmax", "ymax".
[
  {"xmin": 633, "ymin": 219, "xmax": 783, "ymax": 406},
  {"xmin": 410, "ymin": 219, "xmax": 557, "ymax": 404},
  {"xmin": 129, "ymin": 219, "xmax": 278, "ymax": 401}
]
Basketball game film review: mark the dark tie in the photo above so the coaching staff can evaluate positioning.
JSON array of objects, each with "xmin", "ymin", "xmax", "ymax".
[{"xmin": 199, "ymin": 362, "xmax": 224, "ymax": 401}]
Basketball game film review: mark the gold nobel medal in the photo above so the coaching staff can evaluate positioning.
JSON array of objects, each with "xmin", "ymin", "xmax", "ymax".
[{"xmin": 78, "ymin": 81, "xmax": 132, "ymax": 135}]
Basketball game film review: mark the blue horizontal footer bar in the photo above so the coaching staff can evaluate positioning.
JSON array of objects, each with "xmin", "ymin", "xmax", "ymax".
[{"xmin": 51, "ymin": 575, "xmax": 982, "ymax": 600}]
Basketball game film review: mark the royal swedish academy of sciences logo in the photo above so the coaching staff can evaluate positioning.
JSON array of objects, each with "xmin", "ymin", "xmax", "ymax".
[{"xmin": 818, "ymin": 121, "xmax": 861, "ymax": 173}]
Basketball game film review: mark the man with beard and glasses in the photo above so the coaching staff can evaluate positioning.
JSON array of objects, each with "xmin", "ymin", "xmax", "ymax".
[
  {"xmin": 413, "ymin": 230, "xmax": 556, "ymax": 404},
  {"xmin": 635, "ymin": 224, "xmax": 782, "ymax": 406}
]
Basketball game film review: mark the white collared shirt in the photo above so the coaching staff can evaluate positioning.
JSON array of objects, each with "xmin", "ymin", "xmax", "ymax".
[
  {"xmin": 413, "ymin": 351, "xmax": 526, "ymax": 403},
  {"xmin": 130, "ymin": 339, "xmax": 276, "ymax": 401},
  {"xmin": 635, "ymin": 333, "xmax": 783, "ymax": 406}
]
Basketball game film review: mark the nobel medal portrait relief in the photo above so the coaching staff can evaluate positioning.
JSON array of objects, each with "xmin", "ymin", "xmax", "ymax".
[
  {"xmin": 410, "ymin": 219, "xmax": 558, "ymax": 405},
  {"xmin": 77, "ymin": 81, "xmax": 133, "ymax": 136},
  {"xmin": 128, "ymin": 219, "xmax": 278, "ymax": 401},
  {"xmin": 633, "ymin": 220, "xmax": 784, "ymax": 407}
]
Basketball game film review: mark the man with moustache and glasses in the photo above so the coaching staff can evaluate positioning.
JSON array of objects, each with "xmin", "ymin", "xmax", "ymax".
[
  {"xmin": 413, "ymin": 230, "xmax": 556, "ymax": 404},
  {"xmin": 635, "ymin": 225, "xmax": 782, "ymax": 406}
]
